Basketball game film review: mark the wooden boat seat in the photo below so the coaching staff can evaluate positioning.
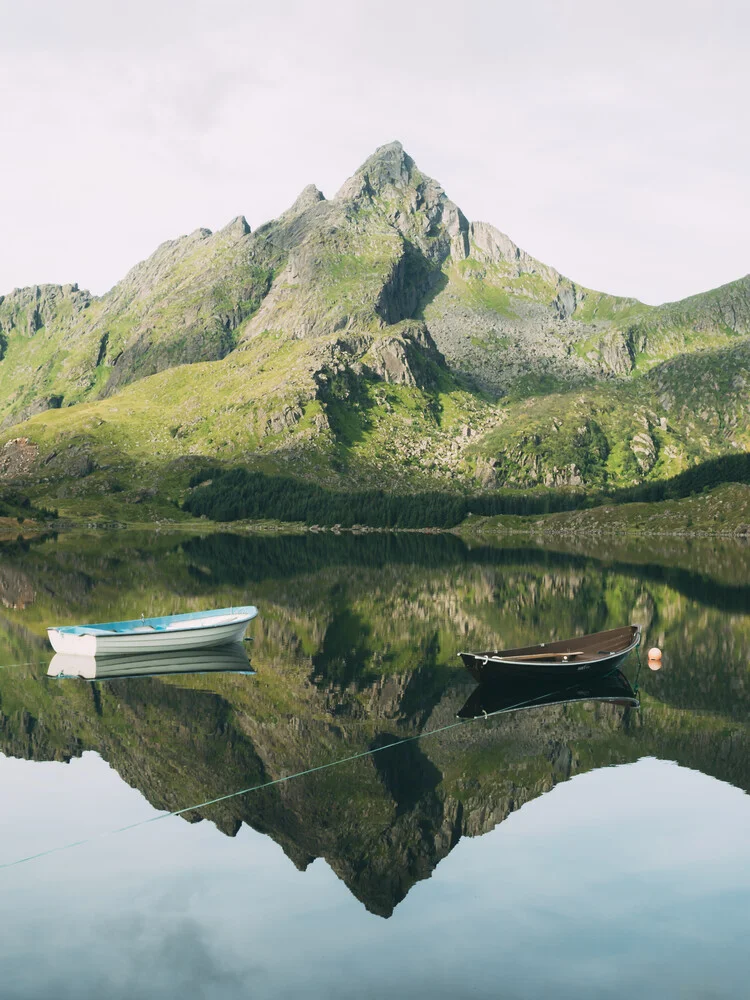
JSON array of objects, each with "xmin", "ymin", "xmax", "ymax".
[{"xmin": 501, "ymin": 651, "xmax": 584, "ymax": 661}]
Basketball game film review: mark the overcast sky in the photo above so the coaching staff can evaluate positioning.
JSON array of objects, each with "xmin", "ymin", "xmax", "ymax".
[{"xmin": 0, "ymin": 0, "xmax": 747, "ymax": 304}]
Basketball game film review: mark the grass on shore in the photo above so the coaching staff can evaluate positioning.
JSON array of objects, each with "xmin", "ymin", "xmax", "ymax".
[
  {"xmin": 457, "ymin": 483, "xmax": 750, "ymax": 537},
  {"xmin": 8, "ymin": 469, "xmax": 750, "ymax": 539}
]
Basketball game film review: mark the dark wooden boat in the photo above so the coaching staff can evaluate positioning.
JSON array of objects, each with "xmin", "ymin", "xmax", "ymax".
[
  {"xmin": 456, "ymin": 668, "xmax": 639, "ymax": 720},
  {"xmin": 458, "ymin": 625, "xmax": 641, "ymax": 682}
]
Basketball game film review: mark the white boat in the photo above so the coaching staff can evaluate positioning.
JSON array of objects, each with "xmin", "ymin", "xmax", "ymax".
[
  {"xmin": 47, "ymin": 606, "xmax": 258, "ymax": 656},
  {"xmin": 48, "ymin": 643, "xmax": 254, "ymax": 680}
]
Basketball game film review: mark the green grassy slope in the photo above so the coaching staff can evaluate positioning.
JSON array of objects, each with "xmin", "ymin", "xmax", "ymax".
[
  {"xmin": 459, "ymin": 482, "xmax": 750, "ymax": 537},
  {"xmin": 1, "ymin": 141, "xmax": 748, "ymax": 517}
]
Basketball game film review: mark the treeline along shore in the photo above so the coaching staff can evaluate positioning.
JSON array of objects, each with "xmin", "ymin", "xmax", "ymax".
[{"xmin": 183, "ymin": 453, "xmax": 750, "ymax": 529}]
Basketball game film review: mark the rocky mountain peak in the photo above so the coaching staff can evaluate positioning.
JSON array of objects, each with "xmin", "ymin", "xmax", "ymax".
[
  {"xmin": 333, "ymin": 141, "xmax": 470, "ymax": 261},
  {"xmin": 286, "ymin": 184, "xmax": 326, "ymax": 217},
  {"xmin": 335, "ymin": 140, "xmax": 417, "ymax": 202},
  {"xmin": 219, "ymin": 215, "xmax": 251, "ymax": 237}
]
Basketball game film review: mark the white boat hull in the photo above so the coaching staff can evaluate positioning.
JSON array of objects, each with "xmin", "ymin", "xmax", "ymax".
[{"xmin": 47, "ymin": 610, "xmax": 256, "ymax": 656}]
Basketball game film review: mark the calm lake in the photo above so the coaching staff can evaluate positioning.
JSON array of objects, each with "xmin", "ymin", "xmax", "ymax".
[{"xmin": 1, "ymin": 529, "xmax": 749, "ymax": 999}]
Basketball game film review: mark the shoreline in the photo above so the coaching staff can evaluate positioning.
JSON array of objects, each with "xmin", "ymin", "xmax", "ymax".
[
  {"xmin": 5, "ymin": 520, "xmax": 750, "ymax": 541},
  {"xmin": 4, "ymin": 481, "xmax": 749, "ymax": 540}
]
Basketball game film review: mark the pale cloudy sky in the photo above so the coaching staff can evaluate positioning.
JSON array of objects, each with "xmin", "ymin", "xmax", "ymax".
[{"xmin": 0, "ymin": 0, "xmax": 747, "ymax": 304}]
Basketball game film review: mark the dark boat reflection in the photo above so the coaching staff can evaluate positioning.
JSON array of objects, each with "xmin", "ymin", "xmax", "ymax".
[
  {"xmin": 457, "ymin": 668, "xmax": 639, "ymax": 720},
  {"xmin": 47, "ymin": 642, "xmax": 254, "ymax": 681}
]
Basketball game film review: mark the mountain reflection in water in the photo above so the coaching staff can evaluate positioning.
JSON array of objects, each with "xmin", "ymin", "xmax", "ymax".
[{"xmin": 0, "ymin": 529, "xmax": 748, "ymax": 919}]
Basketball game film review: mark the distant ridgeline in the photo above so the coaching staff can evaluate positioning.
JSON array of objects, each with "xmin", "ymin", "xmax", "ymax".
[{"xmin": 184, "ymin": 454, "xmax": 750, "ymax": 528}]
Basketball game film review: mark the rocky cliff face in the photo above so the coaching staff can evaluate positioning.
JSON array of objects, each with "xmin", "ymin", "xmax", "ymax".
[
  {"xmin": 0, "ymin": 284, "xmax": 92, "ymax": 426},
  {"xmin": 0, "ymin": 141, "xmax": 748, "ymax": 499},
  {"xmin": 0, "ymin": 217, "xmax": 279, "ymax": 424},
  {"xmin": 0, "ymin": 283, "xmax": 92, "ymax": 339}
]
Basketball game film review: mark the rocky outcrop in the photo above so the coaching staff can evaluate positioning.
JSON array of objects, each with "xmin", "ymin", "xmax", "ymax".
[
  {"xmin": 0, "ymin": 438, "xmax": 38, "ymax": 479},
  {"xmin": 552, "ymin": 282, "xmax": 579, "ymax": 321},
  {"xmin": 219, "ymin": 215, "xmax": 251, "ymax": 238},
  {"xmin": 0, "ymin": 395, "xmax": 64, "ymax": 431},
  {"xmin": 264, "ymin": 405, "xmax": 304, "ymax": 436},
  {"xmin": 285, "ymin": 184, "xmax": 326, "ymax": 217},
  {"xmin": 0, "ymin": 283, "xmax": 91, "ymax": 338},
  {"xmin": 595, "ymin": 330, "xmax": 636, "ymax": 374},
  {"xmin": 374, "ymin": 241, "xmax": 437, "ymax": 325},
  {"xmin": 364, "ymin": 324, "xmax": 445, "ymax": 388},
  {"xmin": 631, "ymin": 430, "xmax": 658, "ymax": 473},
  {"xmin": 470, "ymin": 220, "xmax": 560, "ymax": 284}
]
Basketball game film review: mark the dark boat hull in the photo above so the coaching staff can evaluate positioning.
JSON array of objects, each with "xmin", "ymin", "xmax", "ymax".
[{"xmin": 459, "ymin": 625, "xmax": 641, "ymax": 683}]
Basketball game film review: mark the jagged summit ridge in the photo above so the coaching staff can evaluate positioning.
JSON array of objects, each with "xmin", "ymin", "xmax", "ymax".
[
  {"xmin": 0, "ymin": 283, "xmax": 91, "ymax": 345},
  {"xmin": 335, "ymin": 140, "xmax": 415, "ymax": 199},
  {"xmin": 285, "ymin": 184, "xmax": 326, "ymax": 217},
  {"xmin": 334, "ymin": 140, "xmax": 470, "ymax": 261},
  {"xmin": 220, "ymin": 215, "xmax": 252, "ymax": 237},
  {"xmin": 1, "ymin": 140, "xmax": 750, "ymax": 498}
]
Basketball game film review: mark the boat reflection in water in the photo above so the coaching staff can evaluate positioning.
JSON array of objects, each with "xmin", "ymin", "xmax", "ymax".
[
  {"xmin": 47, "ymin": 643, "xmax": 254, "ymax": 681},
  {"xmin": 457, "ymin": 668, "xmax": 639, "ymax": 720}
]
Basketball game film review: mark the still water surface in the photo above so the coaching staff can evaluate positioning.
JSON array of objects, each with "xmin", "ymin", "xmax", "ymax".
[{"xmin": 0, "ymin": 530, "xmax": 748, "ymax": 998}]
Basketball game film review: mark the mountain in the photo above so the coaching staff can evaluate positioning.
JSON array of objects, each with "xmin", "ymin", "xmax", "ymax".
[{"xmin": 1, "ymin": 141, "xmax": 749, "ymax": 513}]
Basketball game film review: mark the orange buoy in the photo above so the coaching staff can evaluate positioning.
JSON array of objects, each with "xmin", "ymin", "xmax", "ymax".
[{"xmin": 647, "ymin": 646, "xmax": 662, "ymax": 670}]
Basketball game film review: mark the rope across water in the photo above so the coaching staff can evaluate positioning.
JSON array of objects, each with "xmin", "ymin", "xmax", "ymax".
[
  {"xmin": 0, "ymin": 660, "xmax": 52, "ymax": 670},
  {"xmin": 0, "ymin": 715, "xmax": 474, "ymax": 870},
  {"xmin": 0, "ymin": 668, "xmax": 638, "ymax": 871}
]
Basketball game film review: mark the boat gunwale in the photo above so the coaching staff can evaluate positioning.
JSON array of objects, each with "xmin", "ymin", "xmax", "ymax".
[
  {"xmin": 48, "ymin": 605, "xmax": 258, "ymax": 638},
  {"xmin": 458, "ymin": 625, "xmax": 641, "ymax": 669}
]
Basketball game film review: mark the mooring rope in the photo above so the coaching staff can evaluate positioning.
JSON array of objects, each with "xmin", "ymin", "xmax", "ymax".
[
  {"xmin": 0, "ymin": 715, "xmax": 474, "ymax": 870},
  {"xmin": 0, "ymin": 667, "xmax": 639, "ymax": 871},
  {"xmin": 0, "ymin": 660, "xmax": 50, "ymax": 671}
]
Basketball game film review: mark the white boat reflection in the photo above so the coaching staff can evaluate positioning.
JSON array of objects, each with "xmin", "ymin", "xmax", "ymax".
[{"xmin": 47, "ymin": 642, "xmax": 254, "ymax": 681}]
